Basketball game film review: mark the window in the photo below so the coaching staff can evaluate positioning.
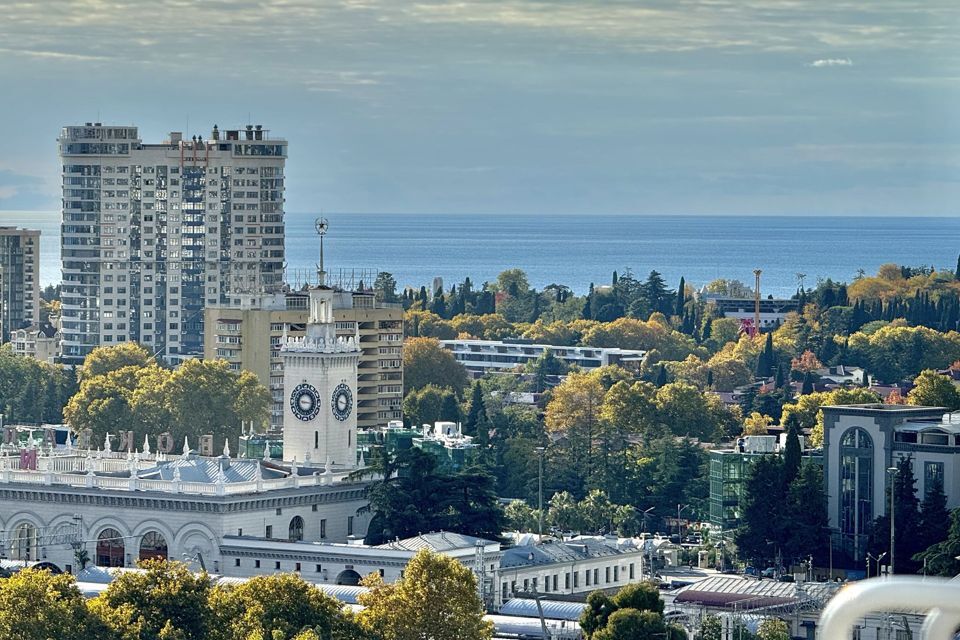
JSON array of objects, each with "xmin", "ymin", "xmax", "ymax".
[
  {"xmin": 552, "ymin": 575, "xmax": 558, "ymax": 591},
  {"xmin": 839, "ymin": 427, "xmax": 874, "ymax": 550},
  {"xmin": 316, "ymin": 564, "xmax": 322, "ymax": 573},
  {"xmin": 312, "ymin": 504, "xmax": 319, "ymax": 512},
  {"xmin": 925, "ymin": 462, "xmax": 945, "ymax": 496},
  {"xmin": 585, "ymin": 570, "xmax": 591, "ymax": 586},
  {"xmin": 614, "ymin": 566, "xmax": 619, "ymax": 582},
  {"xmin": 276, "ymin": 508, "xmax": 282, "ymax": 516},
  {"xmin": 565, "ymin": 573, "xmax": 570, "ymax": 589},
  {"xmin": 265, "ymin": 525, "xmax": 273, "ymax": 539},
  {"xmin": 295, "ymin": 562, "xmax": 301, "ymax": 572},
  {"xmin": 235, "ymin": 558, "xmax": 241, "ymax": 567},
  {"xmin": 289, "ymin": 516, "xmax": 304, "ymax": 542},
  {"xmin": 139, "ymin": 531, "xmax": 168, "ymax": 561},
  {"xmin": 347, "ymin": 516, "xmax": 354, "ymax": 536},
  {"xmin": 320, "ymin": 519, "xmax": 327, "ymax": 539},
  {"xmin": 96, "ymin": 528, "xmax": 125, "ymax": 567},
  {"xmin": 255, "ymin": 560, "xmax": 261, "ymax": 568},
  {"xmin": 275, "ymin": 561, "xmax": 281, "ymax": 570},
  {"xmin": 594, "ymin": 569, "xmax": 599, "ymax": 584}
]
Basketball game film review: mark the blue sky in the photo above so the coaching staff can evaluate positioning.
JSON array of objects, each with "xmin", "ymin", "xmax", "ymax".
[{"xmin": 0, "ymin": 0, "xmax": 957, "ymax": 215}]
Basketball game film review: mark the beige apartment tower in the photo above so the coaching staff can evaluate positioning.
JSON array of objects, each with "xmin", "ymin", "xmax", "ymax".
[
  {"xmin": 204, "ymin": 289, "xmax": 403, "ymax": 431},
  {"xmin": 0, "ymin": 227, "xmax": 40, "ymax": 343},
  {"xmin": 58, "ymin": 123, "xmax": 286, "ymax": 363}
]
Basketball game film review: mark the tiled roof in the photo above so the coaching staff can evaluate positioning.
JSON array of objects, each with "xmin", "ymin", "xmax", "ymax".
[
  {"xmin": 374, "ymin": 531, "xmax": 494, "ymax": 552},
  {"xmin": 673, "ymin": 576, "xmax": 834, "ymax": 609},
  {"xmin": 138, "ymin": 456, "xmax": 286, "ymax": 483},
  {"xmin": 500, "ymin": 538, "xmax": 632, "ymax": 569}
]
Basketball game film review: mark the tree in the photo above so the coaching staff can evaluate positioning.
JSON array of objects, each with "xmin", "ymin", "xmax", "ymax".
[
  {"xmin": 736, "ymin": 456, "xmax": 786, "ymax": 565},
  {"xmin": 373, "ymin": 272, "xmax": 399, "ymax": 303},
  {"xmin": 611, "ymin": 582, "xmax": 664, "ymax": 615},
  {"xmin": 907, "ymin": 369, "xmax": 960, "ymax": 410},
  {"xmin": 361, "ymin": 448, "xmax": 504, "ymax": 544},
  {"xmin": 545, "ymin": 372, "xmax": 606, "ymax": 491},
  {"xmin": 593, "ymin": 609, "xmax": 668, "ymax": 640},
  {"xmin": 547, "ymin": 491, "xmax": 583, "ymax": 533},
  {"xmin": 208, "ymin": 573, "xmax": 355, "ymax": 640},
  {"xmin": 782, "ymin": 417, "xmax": 802, "ymax": 485},
  {"xmin": 742, "ymin": 412, "xmax": 773, "ymax": 435},
  {"xmin": 504, "ymin": 500, "xmax": 537, "ymax": 532},
  {"xmin": 80, "ymin": 342, "xmax": 154, "ymax": 381},
  {"xmin": 402, "ymin": 337, "xmax": 469, "ymax": 396},
  {"xmin": 915, "ymin": 508, "xmax": 960, "ymax": 577},
  {"xmin": 0, "ymin": 569, "xmax": 109, "ymax": 640},
  {"xmin": 91, "ymin": 559, "xmax": 212, "ymax": 640},
  {"xmin": 695, "ymin": 615, "xmax": 723, "ymax": 640},
  {"xmin": 757, "ymin": 618, "xmax": 790, "ymax": 640},
  {"xmin": 801, "ymin": 371, "xmax": 814, "ymax": 395},
  {"xmin": 357, "ymin": 549, "xmax": 493, "ymax": 640},
  {"xmin": 917, "ymin": 477, "xmax": 950, "ymax": 554},
  {"xmin": 580, "ymin": 489, "xmax": 615, "ymax": 534},
  {"xmin": 464, "ymin": 381, "xmax": 488, "ymax": 436},
  {"xmin": 787, "ymin": 463, "xmax": 829, "ymax": 564},
  {"xmin": 580, "ymin": 591, "xmax": 616, "ymax": 638}
]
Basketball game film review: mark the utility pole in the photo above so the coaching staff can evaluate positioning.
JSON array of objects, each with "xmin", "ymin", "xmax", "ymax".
[
  {"xmin": 888, "ymin": 466, "xmax": 898, "ymax": 574},
  {"xmin": 536, "ymin": 447, "xmax": 546, "ymax": 540}
]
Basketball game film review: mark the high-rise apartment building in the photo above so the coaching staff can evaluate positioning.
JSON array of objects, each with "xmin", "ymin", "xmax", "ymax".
[
  {"xmin": 0, "ymin": 227, "xmax": 40, "ymax": 342},
  {"xmin": 204, "ymin": 290, "xmax": 403, "ymax": 431},
  {"xmin": 58, "ymin": 123, "xmax": 286, "ymax": 363}
]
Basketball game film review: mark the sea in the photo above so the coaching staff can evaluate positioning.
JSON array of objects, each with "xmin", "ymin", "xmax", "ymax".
[{"xmin": 3, "ymin": 211, "xmax": 957, "ymax": 298}]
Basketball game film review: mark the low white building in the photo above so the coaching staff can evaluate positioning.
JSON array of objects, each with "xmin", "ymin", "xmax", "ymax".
[
  {"xmin": 440, "ymin": 339, "xmax": 645, "ymax": 378},
  {"xmin": 0, "ymin": 443, "xmax": 370, "ymax": 576}
]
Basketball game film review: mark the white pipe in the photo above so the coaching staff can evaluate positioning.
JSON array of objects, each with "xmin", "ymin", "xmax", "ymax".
[
  {"xmin": 921, "ymin": 608, "xmax": 960, "ymax": 640},
  {"xmin": 818, "ymin": 578, "xmax": 960, "ymax": 639}
]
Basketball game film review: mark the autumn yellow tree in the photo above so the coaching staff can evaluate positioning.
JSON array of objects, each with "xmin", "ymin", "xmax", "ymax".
[
  {"xmin": 402, "ymin": 337, "xmax": 469, "ymax": 396},
  {"xmin": 907, "ymin": 369, "xmax": 960, "ymax": 410},
  {"xmin": 546, "ymin": 371, "xmax": 607, "ymax": 489},
  {"xmin": 0, "ymin": 569, "xmax": 110, "ymax": 640},
  {"xmin": 358, "ymin": 549, "xmax": 492, "ymax": 640},
  {"xmin": 79, "ymin": 342, "xmax": 155, "ymax": 381},
  {"xmin": 742, "ymin": 412, "xmax": 773, "ymax": 435}
]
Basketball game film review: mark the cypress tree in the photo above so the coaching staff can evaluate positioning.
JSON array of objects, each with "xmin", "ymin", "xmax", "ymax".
[
  {"xmin": 918, "ymin": 478, "xmax": 950, "ymax": 553},
  {"xmin": 676, "ymin": 277, "xmax": 686, "ymax": 317},
  {"xmin": 582, "ymin": 283, "xmax": 594, "ymax": 320},
  {"xmin": 758, "ymin": 333, "xmax": 775, "ymax": 378},
  {"xmin": 612, "ymin": 270, "xmax": 618, "ymax": 286},
  {"xmin": 701, "ymin": 317, "xmax": 712, "ymax": 342},
  {"xmin": 862, "ymin": 369, "xmax": 870, "ymax": 387},
  {"xmin": 774, "ymin": 364, "xmax": 785, "ymax": 389},
  {"xmin": 956, "ymin": 254, "xmax": 960, "ymax": 280},
  {"xmin": 706, "ymin": 369, "xmax": 714, "ymax": 389},
  {"xmin": 801, "ymin": 371, "xmax": 814, "ymax": 395},
  {"xmin": 782, "ymin": 416, "xmax": 802, "ymax": 485},
  {"xmin": 464, "ymin": 381, "xmax": 486, "ymax": 436},
  {"xmin": 655, "ymin": 364, "xmax": 668, "ymax": 388}
]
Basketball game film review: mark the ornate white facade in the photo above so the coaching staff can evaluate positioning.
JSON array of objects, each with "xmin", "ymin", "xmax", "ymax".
[{"xmin": 281, "ymin": 287, "xmax": 360, "ymax": 467}]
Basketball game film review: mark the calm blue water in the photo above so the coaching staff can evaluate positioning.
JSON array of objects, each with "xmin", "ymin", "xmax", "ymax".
[{"xmin": 3, "ymin": 211, "xmax": 957, "ymax": 297}]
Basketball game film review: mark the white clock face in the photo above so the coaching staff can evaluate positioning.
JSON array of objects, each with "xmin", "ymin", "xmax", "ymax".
[
  {"xmin": 290, "ymin": 383, "xmax": 321, "ymax": 422},
  {"xmin": 331, "ymin": 383, "xmax": 353, "ymax": 422}
]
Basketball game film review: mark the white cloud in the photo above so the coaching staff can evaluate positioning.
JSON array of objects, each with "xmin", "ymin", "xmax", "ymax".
[{"xmin": 809, "ymin": 58, "xmax": 854, "ymax": 67}]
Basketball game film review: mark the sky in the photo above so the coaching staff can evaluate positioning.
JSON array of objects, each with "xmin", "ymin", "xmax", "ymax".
[{"xmin": 0, "ymin": 0, "xmax": 958, "ymax": 216}]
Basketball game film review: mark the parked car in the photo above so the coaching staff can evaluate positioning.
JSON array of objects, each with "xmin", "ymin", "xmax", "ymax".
[
  {"xmin": 761, "ymin": 567, "xmax": 777, "ymax": 578},
  {"xmin": 778, "ymin": 574, "xmax": 795, "ymax": 582},
  {"xmin": 744, "ymin": 566, "xmax": 760, "ymax": 576}
]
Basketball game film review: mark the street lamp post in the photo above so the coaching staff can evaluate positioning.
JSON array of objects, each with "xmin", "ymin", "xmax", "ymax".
[
  {"xmin": 641, "ymin": 506, "xmax": 655, "ymax": 535},
  {"xmin": 536, "ymin": 447, "xmax": 546, "ymax": 540},
  {"xmin": 677, "ymin": 504, "xmax": 690, "ymax": 541},
  {"xmin": 886, "ymin": 466, "xmax": 897, "ymax": 575}
]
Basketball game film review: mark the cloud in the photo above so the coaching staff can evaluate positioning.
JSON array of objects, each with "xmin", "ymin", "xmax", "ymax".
[{"xmin": 809, "ymin": 58, "xmax": 854, "ymax": 67}]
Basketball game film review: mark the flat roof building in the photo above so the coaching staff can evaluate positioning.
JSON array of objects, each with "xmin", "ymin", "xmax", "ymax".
[
  {"xmin": 0, "ymin": 227, "xmax": 40, "ymax": 342},
  {"xmin": 204, "ymin": 289, "xmax": 403, "ymax": 431},
  {"xmin": 439, "ymin": 338, "xmax": 645, "ymax": 379},
  {"xmin": 58, "ymin": 123, "xmax": 287, "ymax": 363}
]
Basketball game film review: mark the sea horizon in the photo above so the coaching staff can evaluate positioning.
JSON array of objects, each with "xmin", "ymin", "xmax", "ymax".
[{"xmin": 3, "ymin": 210, "xmax": 957, "ymax": 297}]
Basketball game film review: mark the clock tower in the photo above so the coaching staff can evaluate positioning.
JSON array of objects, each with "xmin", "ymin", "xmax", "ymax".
[{"xmin": 280, "ymin": 285, "xmax": 360, "ymax": 468}]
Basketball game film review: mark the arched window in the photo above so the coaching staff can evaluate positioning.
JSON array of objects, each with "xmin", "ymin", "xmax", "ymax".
[
  {"xmin": 336, "ymin": 569, "xmax": 361, "ymax": 586},
  {"xmin": 10, "ymin": 523, "xmax": 37, "ymax": 561},
  {"xmin": 139, "ymin": 531, "xmax": 168, "ymax": 561},
  {"xmin": 839, "ymin": 427, "xmax": 873, "ymax": 552},
  {"xmin": 96, "ymin": 528, "xmax": 125, "ymax": 567},
  {"xmin": 289, "ymin": 516, "xmax": 304, "ymax": 542}
]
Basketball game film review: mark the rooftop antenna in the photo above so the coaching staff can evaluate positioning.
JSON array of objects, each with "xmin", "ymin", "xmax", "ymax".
[{"xmin": 315, "ymin": 217, "xmax": 329, "ymax": 286}]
